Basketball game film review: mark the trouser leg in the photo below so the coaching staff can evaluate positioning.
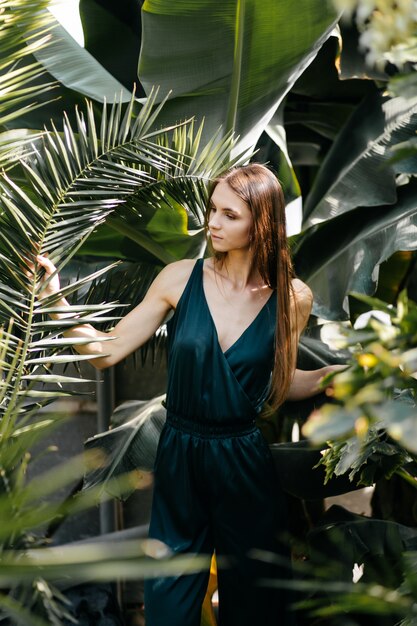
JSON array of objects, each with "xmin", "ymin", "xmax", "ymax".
[
  {"xmin": 144, "ymin": 425, "xmax": 213, "ymax": 626},
  {"xmin": 209, "ymin": 429, "xmax": 296, "ymax": 626},
  {"xmin": 144, "ymin": 569, "xmax": 211, "ymax": 626}
]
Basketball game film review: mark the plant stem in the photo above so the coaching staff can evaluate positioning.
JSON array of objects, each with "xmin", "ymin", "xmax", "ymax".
[
  {"xmin": 225, "ymin": 0, "xmax": 245, "ymax": 139},
  {"xmin": 395, "ymin": 468, "xmax": 417, "ymax": 489}
]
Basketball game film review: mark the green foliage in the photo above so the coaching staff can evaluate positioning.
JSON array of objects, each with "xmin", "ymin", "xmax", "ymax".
[
  {"xmin": 0, "ymin": 14, "xmax": 240, "ymax": 617},
  {"xmin": 84, "ymin": 395, "xmax": 166, "ymax": 498},
  {"xmin": 2, "ymin": 1, "xmax": 417, "ymax": 624},
  {"xmin": 294, "ymin": 133, "xmax": 417, "ymax": 321},
  {"xmin": 304, "ymin": 290, "xmax": 417, "ymax": 490},
  {"xmin": 302, "ymin": 92, "xmax": 417, "ymax": 226},
  {"xmin": 139, "ymin": 0, "xmax": 338, "ymax": 166},
  {"xmin": 0, "ymin": 0, "xmax": 58, "ymax": 169},
  {"xmin": 82, "ymin": 120, "xmax": 242, "ymax": 264}
]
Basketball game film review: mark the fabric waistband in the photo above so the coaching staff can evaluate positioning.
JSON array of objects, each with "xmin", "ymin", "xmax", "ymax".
[{"xmin": 166, "ymin": 412, "xmax": 257, "ymax": 438}]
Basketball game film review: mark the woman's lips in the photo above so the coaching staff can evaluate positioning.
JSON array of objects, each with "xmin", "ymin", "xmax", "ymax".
[{"xmin": 210, "ymin": 233, "xmax": 222, "ymax": 240}]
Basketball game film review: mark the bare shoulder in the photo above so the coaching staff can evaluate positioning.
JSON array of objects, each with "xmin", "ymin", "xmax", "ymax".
[
  {"xmin": 291, "ymin": 278, "xmax": 313, "ymax": 304},
  {"xmin": 291, "ymin": 278, "xmax": 313, "ymax": 321},
  {"xmin": 158, "ymin": 259, "xmax": 197, "ymax": 288},
  {"xmin": 148, "ymin": 259, "xmax": 198, "ymax": 308}
]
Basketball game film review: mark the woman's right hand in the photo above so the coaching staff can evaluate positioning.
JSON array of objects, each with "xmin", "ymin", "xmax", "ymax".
[{"xmin": 36, "ymin": 254, "xmax": 61, "ymax": 300}]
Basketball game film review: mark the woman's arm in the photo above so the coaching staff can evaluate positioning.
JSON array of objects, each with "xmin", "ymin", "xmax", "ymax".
[
  {"xmin": 288, "ymin": 280, "xmax": 347, "ymax": 400},
  {"xmin": 35, "ymin": 255, "xmax": 194, "ymax": 370},
  {"xmin": 286, "ymin": 365, "xmax": 345, "ymax": 401},
  {"xmin": 292, "ymin": 278, "xmax": 313, "ymax": 342}
]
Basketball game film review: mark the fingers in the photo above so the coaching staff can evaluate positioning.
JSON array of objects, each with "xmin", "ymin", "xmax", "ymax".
[
  {"xmin": 25, "ymin": 261, "xmax": 35, "ymax": 278},
  {"xmin": 24, "ymin": 257, "xmax": 49, "ymax": 280},
  {"xmin": 36, "ymin": 254, "xmax": 57, "ymax": 275}
]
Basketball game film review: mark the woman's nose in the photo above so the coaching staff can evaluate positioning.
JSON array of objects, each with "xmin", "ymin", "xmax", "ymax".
[{"xmin": 208, "ymin": 215, "xmax": 220, "ymax": 230}]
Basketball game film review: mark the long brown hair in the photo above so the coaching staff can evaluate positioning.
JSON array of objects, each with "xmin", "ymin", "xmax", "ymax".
[{"xmin": 205, "ymin": 163, "xmax": 296, "ymax": 409}]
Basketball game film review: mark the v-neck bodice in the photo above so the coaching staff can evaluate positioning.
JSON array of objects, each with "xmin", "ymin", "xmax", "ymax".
[
  {"xmin": 201, "ymin": 266, "xmax": 275, "ymax": 356},
  {"xmin": 165, "ymin": 258, "xmax": 276, "ymax": 422}
]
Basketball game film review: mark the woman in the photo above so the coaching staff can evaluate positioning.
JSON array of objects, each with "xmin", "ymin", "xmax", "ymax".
[{"xmin": 37, "ymin": 163, "xmax": 337, "ymax": 626}]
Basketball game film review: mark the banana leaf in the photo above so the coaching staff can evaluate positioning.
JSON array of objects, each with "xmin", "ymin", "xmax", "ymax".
[
  {"xmin": 30, "ymin": 10, "xmax": 132, "ymax": 103},
  {"xmin": 138, "ymin": 0, "xmax": 339, "ymax": 157},
  {"xmin": 79, "ymin": 0, "xmax": 143, "ymax": 93},
  {"xmin": 0, "ymin": 0, "xmax": 61, "ymax": 167},
  {"xmin": 308, "ymin": 505, "xmax": 417, "ymax": 587},
  {"xmin": 84, "ymin": 395, "xmax": 166, "ymax": 498},
  {"xmin": 351, "ymin": 251, "xmax": 416, "ymax": 319},
  {"xmin": 290, "ymin": 34, "xmax": 376, "ymax": 101},
  {"xmin": 264, "ymin": 105, "xmax": 301, "ymax": 203},
  {"xmin": 285, "ymin": 101, "xmax": 356, "ymax": 143},
  {"xmin": 294, "ymin": 180, "xmax": 417, "ymax": 320},
  {"xmin": 303, "ymin": 91, "xmax": 417, "ymax": 226}
]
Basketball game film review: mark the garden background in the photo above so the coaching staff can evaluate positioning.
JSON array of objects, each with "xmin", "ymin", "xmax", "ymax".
[{"xmin": 0, "ymin": 1, "xmax": 417, "ymax": 624}]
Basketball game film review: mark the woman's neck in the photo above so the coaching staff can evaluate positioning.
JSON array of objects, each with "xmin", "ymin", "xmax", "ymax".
[{"xmin": 214, "ymin": 250, "xmax": 260, "ymax": 291}]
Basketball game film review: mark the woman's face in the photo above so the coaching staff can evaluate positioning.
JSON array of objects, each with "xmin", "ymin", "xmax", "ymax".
[{"xmin": 207, "ymin": 181, "xmax": 253, "ymax": 253}]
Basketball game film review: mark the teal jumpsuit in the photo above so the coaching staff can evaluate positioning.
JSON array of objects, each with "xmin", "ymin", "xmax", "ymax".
[{"xmin": 144, "ymin": 259, "xmax": 295, "ymax": 626}]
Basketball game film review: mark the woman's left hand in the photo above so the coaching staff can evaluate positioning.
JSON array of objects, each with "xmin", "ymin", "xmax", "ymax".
[{"xmin": 287, "ymin": 364, "xmax": 348, "ymax": 401}]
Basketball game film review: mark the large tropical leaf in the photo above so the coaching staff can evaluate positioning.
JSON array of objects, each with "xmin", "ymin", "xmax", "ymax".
[
  {"xmin": 84, "ymin": 395, "xmax": 166, "ymax": 498},
  {"xmin": 338, "ymin": 20, "xmax": 389, "ymax": 82},
  {"xmin": 307, "ymin": 505, "xmax": 417, "ymax": 599},
  {"xmin": 80, "ymin": 0, "xmax": 143, "ymax": 93},
  {"xmin": 138, "ymin": 0, "xmax": 339, "ymax": 157},
  {"xmin": 294, "ymin": 180, "xmax": 417, "ymax": 319},
  {"xmin": 303, "ymin": 91, "xmax": 417, "ymax": 226},
  {"xmin": 264, "ymin": 106, "xmax": 301, "ymax": 203},
  {"xmin": 2, "ymin": 3, "xmax": 136, "ymax": 140},
  {"xmin": 285, "ymin": 100, "xmax": 356, "ymax": 144},
  {"xmin": 31, "ymin": 11, "xmax": 132, "ymax": 103}
]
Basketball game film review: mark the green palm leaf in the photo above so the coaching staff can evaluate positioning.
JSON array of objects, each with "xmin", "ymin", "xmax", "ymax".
[
  {"xmin": 0, "ymin": 1, "xmax": 64, "ymax": 168},
  {"xmin": 0, "ymin": 85, "xmax": 241, "ymax": 455},
  {"xmin": 0, "ymin": 542, "xmax": 208, "ymax": 584},
  {"xmin": 0, "ymin": 0, "xmax": 57, "ymax": 123},
  {"xmin": 0, "ymin": 54, "xmax": 243, "ymax": 617},
  {"xmin": 82, "ymin": 120, "xmax": 241, "ymax": 263}
]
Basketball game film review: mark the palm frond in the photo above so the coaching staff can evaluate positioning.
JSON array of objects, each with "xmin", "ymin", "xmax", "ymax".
[
  {"xmin": 0, "ymin": 88, "xmax": 239, "ymax": 432},
  {"xmin": 76, "ymin": 260, "xmax": 167, "ymax": 365},
  {"xmin": 0, "ymin": 1, "xmax": 61, "ymax": 168},
  {"xmin": 83, "ymin": 119, "xmax": 245, "ymax": 265},
  {"xmin": 0, "ymin": 1, "xmax": 57, "ymax": 121}
]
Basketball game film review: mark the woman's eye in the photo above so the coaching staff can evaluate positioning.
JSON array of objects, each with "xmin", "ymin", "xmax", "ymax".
[{"xmin": 226, "ymin": 213, "xmax": 236, "ymax": 220}]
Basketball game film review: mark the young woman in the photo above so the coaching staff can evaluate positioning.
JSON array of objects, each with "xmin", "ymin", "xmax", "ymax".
[{"xmin": 37, "ymin": 163, "xmax": 337, "ymax": 626}]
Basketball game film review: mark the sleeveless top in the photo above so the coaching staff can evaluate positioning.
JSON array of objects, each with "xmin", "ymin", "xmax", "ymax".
[{"xmin": 165, "ymin": 258, "xmax": 277, "ymax": 422}]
